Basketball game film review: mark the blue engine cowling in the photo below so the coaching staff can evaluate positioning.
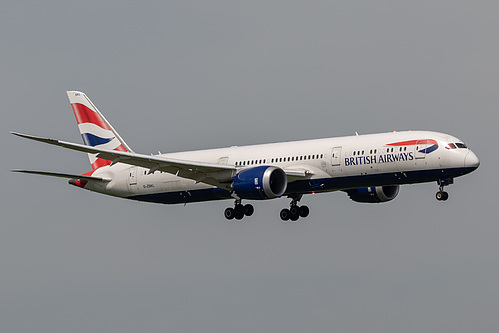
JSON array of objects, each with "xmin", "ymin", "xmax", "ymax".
[
  {"xmin": 233, "ymin": 166, "xmax": 287, "ymax": 200},
  {"xmin": 346, "ymin": 185, "xmax": 400, "ymax": 203}
]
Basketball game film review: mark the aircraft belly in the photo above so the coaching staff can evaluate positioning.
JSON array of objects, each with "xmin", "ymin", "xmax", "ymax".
[{"xmin": 127, "ymin": 187, "xmax": 232, "ymax": 204}]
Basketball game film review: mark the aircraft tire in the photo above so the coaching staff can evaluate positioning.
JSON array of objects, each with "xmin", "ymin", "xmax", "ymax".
[
  {"xmin": 299, "ymin": 205, "xmax": 310, "ymax": 218},
  {"xmin": 224, "ymin": 207, "xmax": 235, "ymax": 220},
  {"xmin": 235, "ymin": 204, "xmax": 245, "ymax": 214},
  {"xmin": 289, "ymin": 212, "xmax": 299, "ymax": 221},
  {"xmin": 244, "ymin": 204, "xmax": 254, "ymax": 216},
  {"xmin": 436, "ymin": 191, "xmax": 449, "ymax": 201},
  {"xmin": 280, "ymin": 208, "xmax": 291, "ymax": 221}
]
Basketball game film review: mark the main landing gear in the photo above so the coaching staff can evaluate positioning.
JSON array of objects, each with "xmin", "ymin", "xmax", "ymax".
[
  {"xmin": 224, "ymin": 200, "xmax": 254, "ymax": 220},
  {"xmin": 280, "ymin": 195, "xmax": 310, "ymax": 221},
  {"xmin": 436, "ymin": 177, "xmax": 453, "ymax": 201}
]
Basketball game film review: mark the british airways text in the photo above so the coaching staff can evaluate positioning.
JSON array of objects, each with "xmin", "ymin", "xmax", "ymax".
[{"xmin": 345, "ymin": 152, "xmax": 414, "ymax": 166}]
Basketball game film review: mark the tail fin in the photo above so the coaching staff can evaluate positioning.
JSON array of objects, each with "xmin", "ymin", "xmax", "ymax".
[{"xmin": 67, "ymin": 91, "xmax": 133, "ymax": 170}]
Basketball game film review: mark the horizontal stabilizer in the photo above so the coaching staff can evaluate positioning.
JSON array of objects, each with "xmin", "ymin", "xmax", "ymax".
[{"xmin": 11, "ymin": 169, "xmax": 110, "ymax": 182}]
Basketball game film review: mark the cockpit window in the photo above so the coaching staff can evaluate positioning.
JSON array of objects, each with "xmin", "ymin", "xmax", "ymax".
[{"xmin": 445, "ymin": 142, "xmax": 467, "ymax": 149}]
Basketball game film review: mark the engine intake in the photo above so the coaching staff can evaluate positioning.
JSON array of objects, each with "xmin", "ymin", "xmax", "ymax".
[
  {"xmin": 346, "ymin": 185, "xmax": 400, "ymax": 203},
  {"xmin": 233, "ymin": 166, "xmax": 287, "ymax": 200}
]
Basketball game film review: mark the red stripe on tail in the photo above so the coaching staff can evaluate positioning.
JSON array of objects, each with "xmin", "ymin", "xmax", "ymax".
[{"xmin": 71, "ymin": 103, "xmax": 110, "ymax": 129}]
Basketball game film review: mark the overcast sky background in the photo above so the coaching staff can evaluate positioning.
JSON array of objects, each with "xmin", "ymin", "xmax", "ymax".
[{"xmin": 1, "ymin": 1, "xmax": 498, "ymax": 332}]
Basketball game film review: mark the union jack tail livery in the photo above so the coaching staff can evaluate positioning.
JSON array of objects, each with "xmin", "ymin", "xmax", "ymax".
[{"xmin": 67, "ymin": 91, "xmax": 133, "ymax": 170}]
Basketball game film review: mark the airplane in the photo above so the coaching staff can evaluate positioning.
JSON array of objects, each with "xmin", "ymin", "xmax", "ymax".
[{"xmin": 11, "ymin": 91, "xmax": 480, "ymax": 221}]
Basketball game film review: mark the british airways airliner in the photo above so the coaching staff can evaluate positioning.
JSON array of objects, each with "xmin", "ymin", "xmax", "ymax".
[{"xmin": 12, "ymin": 91, "xmax": 479, "ymax": 221}]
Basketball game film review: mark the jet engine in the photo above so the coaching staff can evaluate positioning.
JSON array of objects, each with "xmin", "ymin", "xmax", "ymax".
[
  {"xmin": 233, "ymin": 166, "xmax": 287, "ymax": 200},
  {"xmin": 346, "ymin": 185, "xmax": 400, "ymax": 203}
]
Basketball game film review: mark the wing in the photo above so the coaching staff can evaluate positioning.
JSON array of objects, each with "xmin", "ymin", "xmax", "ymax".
[
  {"xmin": 11, "ymin": 132, "xmax": 236, "ymax": 188},
  {"xmin": 11, "ymin": 170, "xmax": 110, "ymax": 181}
]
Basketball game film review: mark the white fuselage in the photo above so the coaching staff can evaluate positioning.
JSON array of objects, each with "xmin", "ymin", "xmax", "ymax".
[{"xmin": 84, "ymin": 130, "xmax": 479, "ymax": 204}]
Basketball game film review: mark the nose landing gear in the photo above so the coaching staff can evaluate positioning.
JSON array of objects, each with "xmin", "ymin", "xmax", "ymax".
[
  {"xmin": 436, "ymin": 177, "xmax": 453, "ymax": 201},
  {"xmin": 224, "ymin": 200, "xmax": 254, "ymax": 220},
  {"xmin": 280, "ymin": 195, "xmax": 310, "ymax": 221}
]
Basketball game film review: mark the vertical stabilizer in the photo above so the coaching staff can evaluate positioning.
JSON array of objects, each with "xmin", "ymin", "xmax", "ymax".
[{"xmin": 67, "ymin": 91, "xmax": 133, "ymax": 170}]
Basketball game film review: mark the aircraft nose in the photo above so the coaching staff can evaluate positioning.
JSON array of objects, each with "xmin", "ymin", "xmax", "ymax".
[{"xmin": 465, "ymin": 151, "xmax": 480, "ymax": 170}]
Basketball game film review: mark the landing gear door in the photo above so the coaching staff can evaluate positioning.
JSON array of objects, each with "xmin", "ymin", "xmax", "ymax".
[{"xmin": 331, "ymin": 147, "xmax": 342, "ymax": 166}]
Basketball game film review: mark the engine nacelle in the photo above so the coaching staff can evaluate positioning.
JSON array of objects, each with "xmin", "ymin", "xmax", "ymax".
[
  {"xmin": 346, "ymin": 185, "xmax": 400, "ymax": 203},
  {"xmin": 233, "ymin": 166, "xmax": 287, "ymax": 200}
]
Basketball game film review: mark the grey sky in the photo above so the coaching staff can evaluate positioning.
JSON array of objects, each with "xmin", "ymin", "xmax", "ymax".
[{"xmin": 1, "ymin": 1, "xmax": 498, "ymax": 332}]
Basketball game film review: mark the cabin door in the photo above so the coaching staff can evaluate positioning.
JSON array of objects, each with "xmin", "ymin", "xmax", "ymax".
[{"xmin": 331, "ymin": 147, "xmax": 342, "ymax": 166}]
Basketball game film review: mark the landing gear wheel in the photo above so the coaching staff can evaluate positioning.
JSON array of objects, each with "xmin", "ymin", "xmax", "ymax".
[
  {"xmin": 289, "ymin": 211, "xmax": 300, "ymax": 222},
  {"xmin": 289, "ymin": 205, "xmax": 300, "ymax": 221},
  {"xmin": 280, "ymin": 208, "xmax": 291, "ymax": 221},
  {"xmin": 232, "ymin": 203, "xmax": 247, "ymax": 220},
  {"xmin": 436, "ymin": 178, "xmax": 453, "ymax": 202},
  {"xmin": 299, "ymin": 205, "xmax": 310, "ymax": 218},
  {"xmin": 224, "ymin": 207, "xmax": 235, "ymax": 220},
  {"xmin": 225, "ymin": 201, "xmax": 255, "ymax": 221},
  {"xmin": 244, "ymin": 204, "xmax": 254, "ymax": 216},
  {"xmin": 281, "ymin": 194, "xmax": 311, "ymax": 222},
  {"xmin": 436, "ymin": 191, "xmax": 449, "ymax": 201}
]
